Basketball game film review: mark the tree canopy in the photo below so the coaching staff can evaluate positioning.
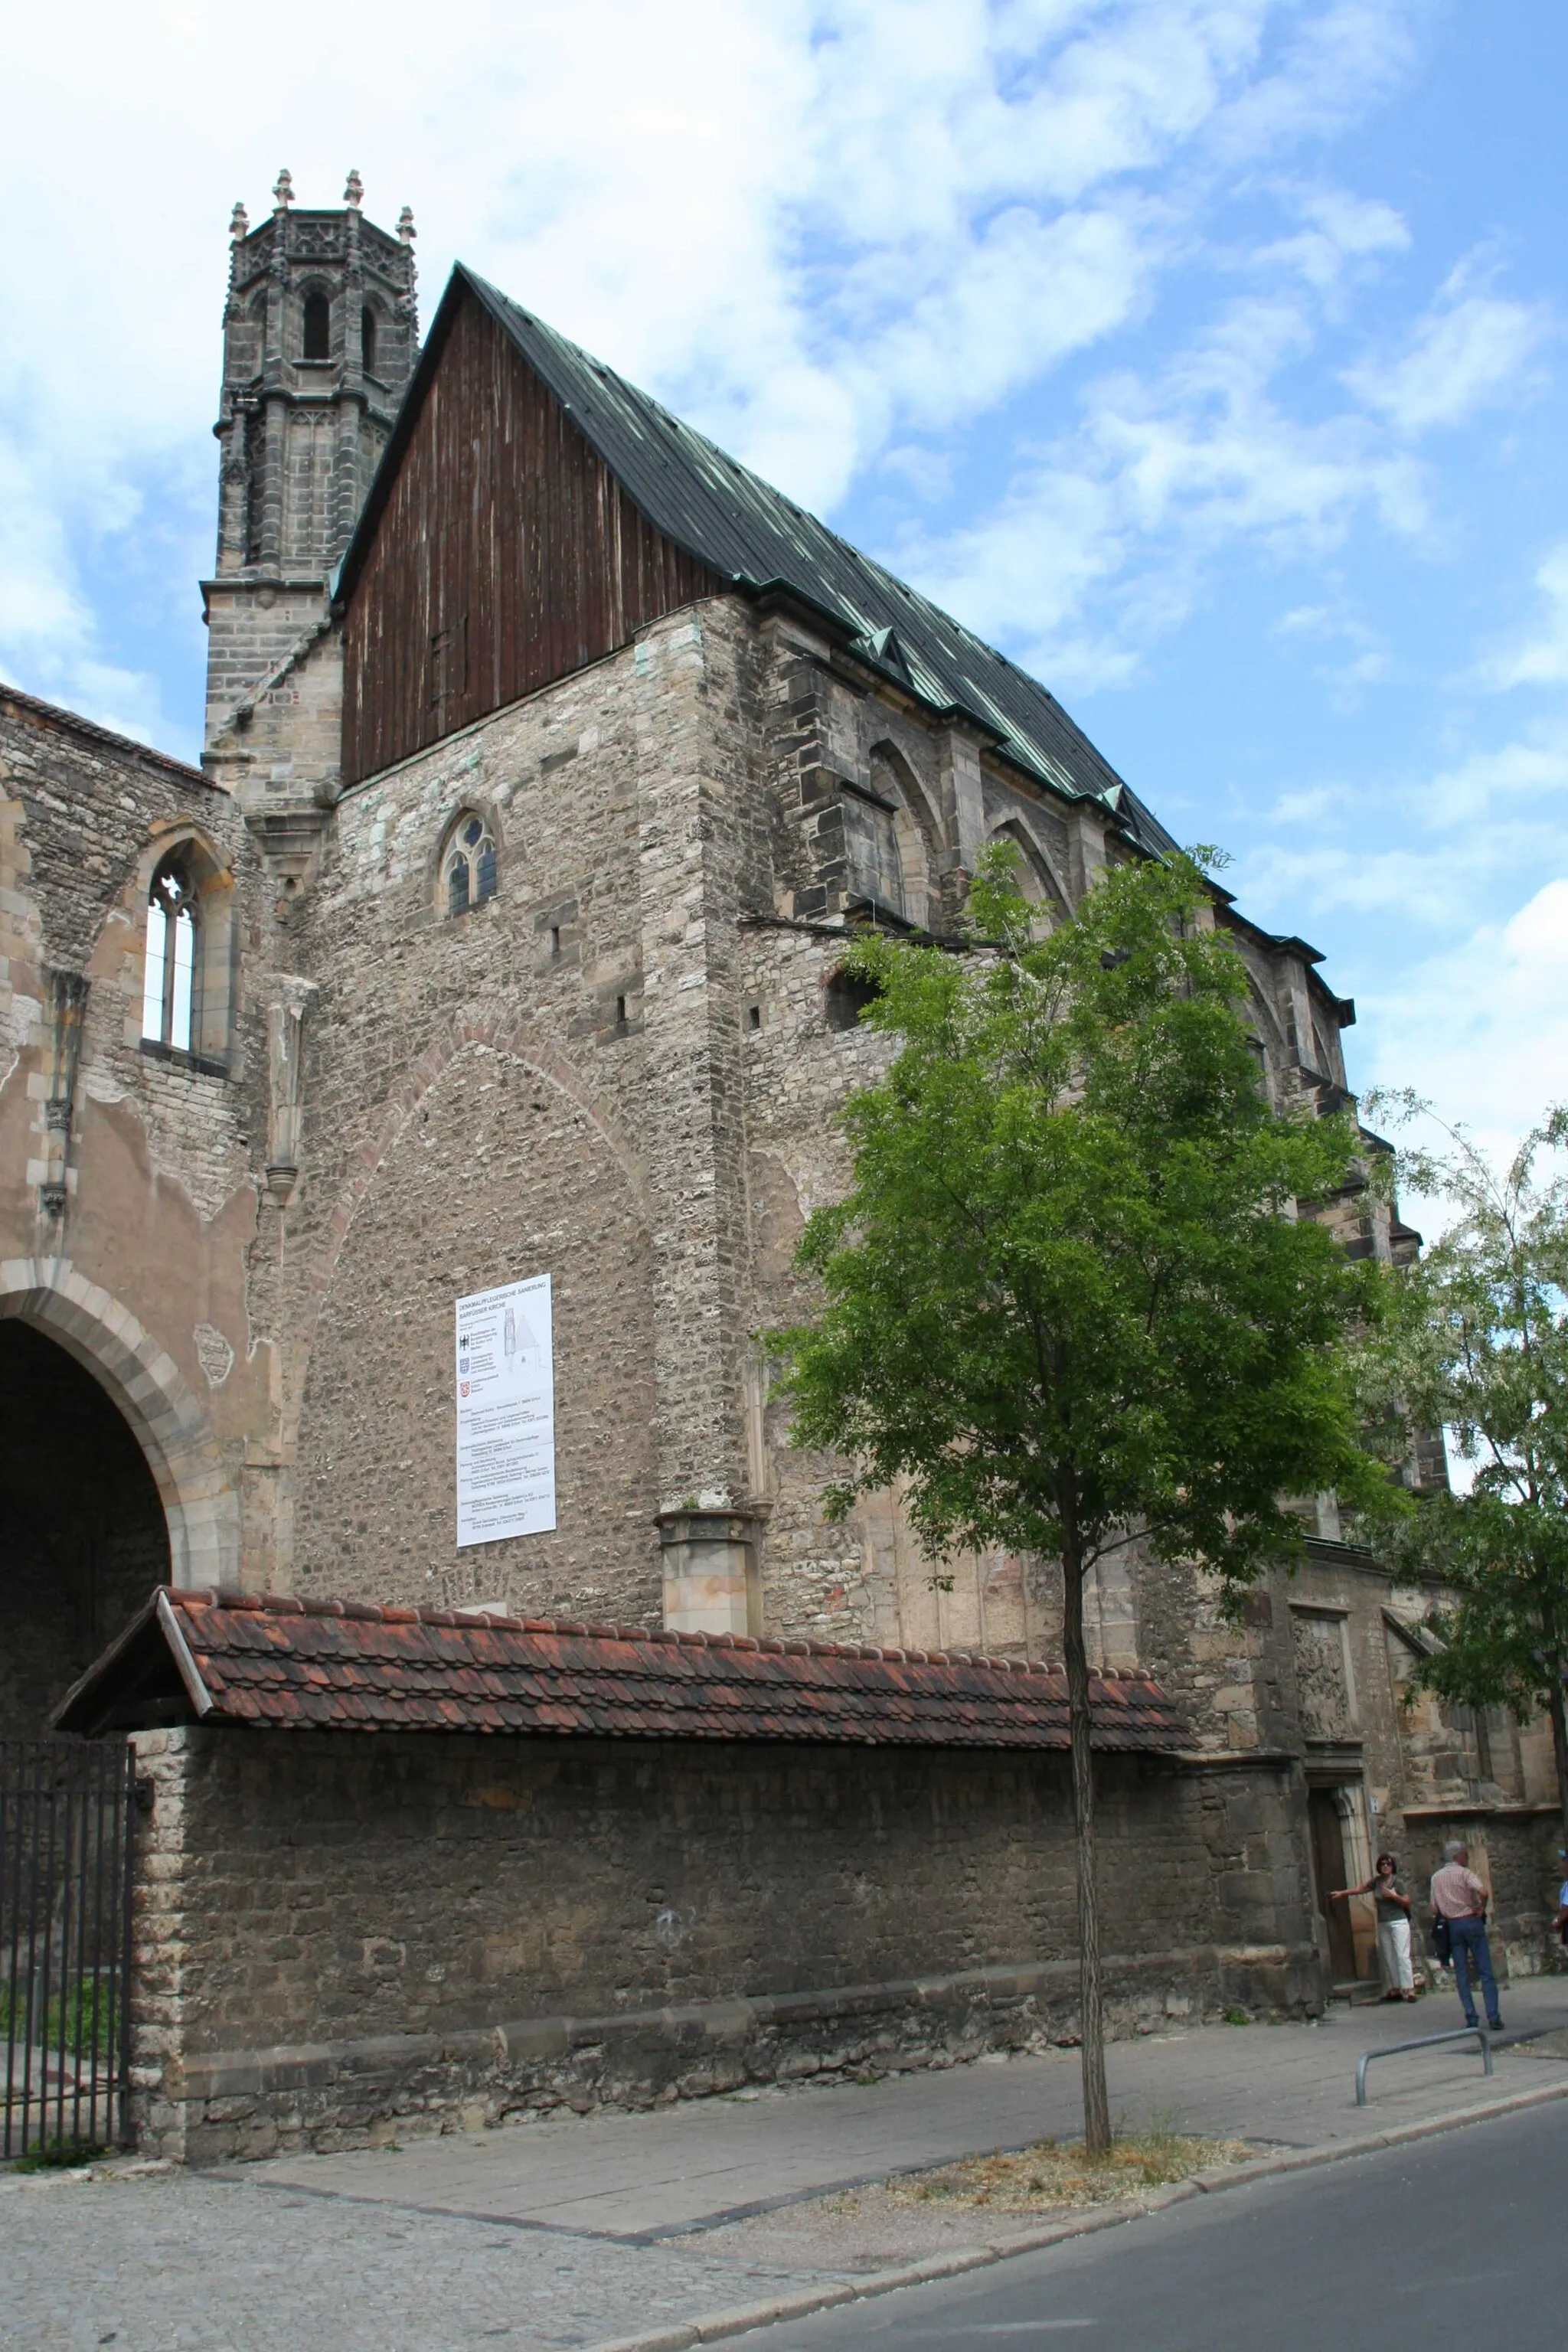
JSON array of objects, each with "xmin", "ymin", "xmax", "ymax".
[
  {"xmin": 777, "ymin": 846, "xmax": 1385, "ymax": 1586},
  {"xmin": 772, "ymin": 844, "xmax": 1387, "ymax": 2145},
  {"xmin": 1364, "ymin": 1099, "xmax": 1568, "ymax": 1851}
]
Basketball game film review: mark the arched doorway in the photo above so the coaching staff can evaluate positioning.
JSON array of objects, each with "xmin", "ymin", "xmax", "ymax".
[{"xmin": 0, "ymin": 1323, "xmax": 171, "ymax": 1736}]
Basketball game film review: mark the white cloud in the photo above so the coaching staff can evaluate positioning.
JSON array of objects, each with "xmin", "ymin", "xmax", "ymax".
[
  {"xmin": 1357, "ymin": 876, "xmax": 1568, "ymax": 1160},
  {"xmin": 844, "ymin": 201, "xmax": 1158, "ymax": 439},
  {"xmin": 1237, "ymin": 713, "xmax": 1568, "ymax": 926},
  {"xmin": 1252, "ymin": 185, "xmax": 1409, "ymax": 289},
  {"xmin": 0, "ymin": 0, "xmax": 1434, "ymax": 731},
  {"xmin": 1344, "ymin": 266, "xmax": 1552, "ymax": 436},
  {"xmin": 1209, "ymin": 0, "xmax": 1418, "ymax": 159},
  {"xmin": 1419, "ymin": 733, "xmax": 1568, "ymax": 828},
  {"xmin": 1480, "ymin": 543, "xmax": 1568, "ymax": 691},
  {"xmin": 1268, "ymin": 598, "xmax": 1389, "ymax": 690},
  {"xmin": 900, "ymin": 292, "xmax": 1426, "ymax": 687},
  {"xmin": 880, "ymin": 446, "xmax": 956, "ymax": 503}
]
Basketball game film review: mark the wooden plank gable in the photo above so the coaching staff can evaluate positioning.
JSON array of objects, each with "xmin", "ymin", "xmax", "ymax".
[{"xmin": 341, "ymin": 284, "xmax": 720, "ymax": 785}]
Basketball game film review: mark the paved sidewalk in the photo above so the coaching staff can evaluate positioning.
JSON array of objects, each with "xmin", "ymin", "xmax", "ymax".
[
  {"xmin": 240, "ymin": 1974, "xmax": 1568, "ymax": 2239},
  {"xmin": 5, "ymin": 1978, "xmax": 1567, "ymax": 2352}
]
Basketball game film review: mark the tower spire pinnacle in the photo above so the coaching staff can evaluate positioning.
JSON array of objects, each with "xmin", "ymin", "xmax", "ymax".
[{"xmin": 205, "ymin": 180, "xmax": 421, "ymax": 763}]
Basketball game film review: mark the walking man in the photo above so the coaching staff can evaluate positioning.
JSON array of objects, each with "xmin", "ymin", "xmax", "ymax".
[{"xmin": 1430, "ymin": 1841, "xmax": 1504, "ymax": 2033}]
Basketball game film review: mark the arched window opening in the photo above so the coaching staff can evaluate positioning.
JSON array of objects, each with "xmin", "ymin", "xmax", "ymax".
[
  {"xmin": 841, "ymin": 786, "xmax": 904, "ymax": 923},
  {"xmin": 990, "ymin": 824, "xmax": 1063, "ymax": 940},
  {"xmin": 302, "ymin": 289, "xmax": 331, "ymax": 360},
  {"xmin": 142, "ymin": 859, "xmax": 199, "ymax": 1054},
  {"xmin": 825, "ymin": 964, "xmax": 882, "ymax": 1032},
  {"xmin": 445, "ymin": 815, "xmax": 498, "ymax": 918},
  {"xmin": 361, "ymin": 305, "xmax": 377, "ymax": 374}
]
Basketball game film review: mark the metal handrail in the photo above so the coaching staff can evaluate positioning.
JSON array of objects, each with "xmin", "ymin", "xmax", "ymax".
[{"xmin": 1355, "ymin": 2025, "xmax": 1493, "ymax": 2106}]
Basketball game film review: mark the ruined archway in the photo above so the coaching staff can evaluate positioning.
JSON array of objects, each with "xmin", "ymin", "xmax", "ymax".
[
  {"xmin": 0, "ymin": 1263, "xmax": 240, "ymax": 1637},
  {"xmin": 0, "ymin": 1322, "xmax": 172, "ymax": 1735}
]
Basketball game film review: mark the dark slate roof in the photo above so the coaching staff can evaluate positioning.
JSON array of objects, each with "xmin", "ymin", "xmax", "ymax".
[
  {"xmin": 336, "ymin": 264, "xmax": 1179, "ymax": 859},
  {"xmin": 57, "ymin": 1589, "xmax": 1187, "ymax": 1753}
]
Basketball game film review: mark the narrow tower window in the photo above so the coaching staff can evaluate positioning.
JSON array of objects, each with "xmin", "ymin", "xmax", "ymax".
[
  {"xmin": 142, "ymin": 859, "xmax": 199, "ymax": 1054},
  {"xmin": 361, "ymin": 305, "xmax": 377, "ymax": 374},
  {"xmin": 445, "ymin": 815, "xmax": 498, "ymax": 917},
  {"xmin": 302, "ymin": 290, "xmax": 331, "ymax": 360}
]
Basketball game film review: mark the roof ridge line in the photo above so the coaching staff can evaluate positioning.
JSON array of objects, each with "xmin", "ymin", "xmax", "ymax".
[
  {"xmin": 165, "ymin": 1589, "xmax": 1159, "ymax": 1681},
  {"xmin": 430, "ymin": 269, "xmax": 1136, "ymax": 815}
]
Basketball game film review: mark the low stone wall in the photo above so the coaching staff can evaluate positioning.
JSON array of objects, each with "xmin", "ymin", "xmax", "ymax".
[{"xmin": 128, "ymin": 1726, "xmax": 1322, "ymax": 2162}]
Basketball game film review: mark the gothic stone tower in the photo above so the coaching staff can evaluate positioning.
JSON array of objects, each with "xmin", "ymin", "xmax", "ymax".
[{"xmin": 203, "ymin": 170, "xmax": 418, "ymax": 761}]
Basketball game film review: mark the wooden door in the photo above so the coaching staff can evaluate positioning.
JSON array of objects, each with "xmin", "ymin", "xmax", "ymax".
[{"xmin": 1308, "ymin": 1788, "xmax": 1359, "ymax": 1983}]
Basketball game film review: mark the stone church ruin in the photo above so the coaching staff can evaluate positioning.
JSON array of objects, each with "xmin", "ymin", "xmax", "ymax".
[{"xmin": 2, "ymin": 174, "xmax": 1561, "ymax": 2158}]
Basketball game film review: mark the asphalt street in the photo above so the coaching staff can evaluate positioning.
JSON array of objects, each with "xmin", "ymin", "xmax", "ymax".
[{"xmin": 736, "ymin": 2098, "xmax": 1568, "ymax": 2352}]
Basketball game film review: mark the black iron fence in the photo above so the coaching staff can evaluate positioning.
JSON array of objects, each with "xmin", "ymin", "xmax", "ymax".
[{"xmin": 1, "ymin": 1739, "xmax": 136, "ymax": 2158}]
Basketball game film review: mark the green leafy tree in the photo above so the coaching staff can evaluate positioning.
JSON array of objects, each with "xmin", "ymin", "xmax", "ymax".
[
  {"xmin": 771, "ymin": 846, "xmax": 1386, "ymax": 2151},
  {"xmin": 1364, "ymin": 1099, "xmax": 1568, "ymax": 1864}
]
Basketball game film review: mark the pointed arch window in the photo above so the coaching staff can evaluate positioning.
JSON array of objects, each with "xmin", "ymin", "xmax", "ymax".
[
  {"xmin": 446, "ymin": 815, "xmax": 498, "ymax": 917},
  {"xmin": 302, "ymin": 289, "xmax": 331, "ymax": 360},
  {"xmin": 361, "ymin": 305, "xmax": 377, "ymax": 375},
  {"xmin": 142, "ymin": 858, "xmax": 199, "ymax": 1053}
]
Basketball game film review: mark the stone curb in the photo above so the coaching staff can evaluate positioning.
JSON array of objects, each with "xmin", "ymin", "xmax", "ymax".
[{"xmin": 583, "ymin": 2076, "xmax": 1568, "ymax": 2352}]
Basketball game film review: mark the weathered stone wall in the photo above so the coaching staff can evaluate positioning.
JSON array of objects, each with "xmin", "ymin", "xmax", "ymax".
[
  {"xmin": 294, "ymin": 1040, "xmax": 658, "ymax": 1616},
  {"xmin": 204, "ymin": 595, "xmax": 344, "ymax": 806},
  {"xmin": 0, "ymin": 687, "xmax": 273, "ymax": 1596},
  {"xmin": 1388, "ymin": 1812, "xmax": 1562, "ymax": 1982},
  {"xmin": 278, "ymin": 604, "xmax": 755, "ymax": 1618},
  {"xmin": 129, "ymin": 1724, "xmax": 1320, "ymax": 2162}
]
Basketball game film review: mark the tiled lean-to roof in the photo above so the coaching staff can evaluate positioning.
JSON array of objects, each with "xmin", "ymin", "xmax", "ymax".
[
  {"xmin": 56, "ymin": 1589, "xmax": 1187, "ymax": 1753},
  {"xmin": 336, "ymin": 264, "xmax": 1179, "ymax": 861}
]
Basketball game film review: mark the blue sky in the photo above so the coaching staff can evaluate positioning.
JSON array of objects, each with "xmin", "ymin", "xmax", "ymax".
[{"xmin": 2, "ymin": 1, "xmax": 1563, "ymax": 1161}]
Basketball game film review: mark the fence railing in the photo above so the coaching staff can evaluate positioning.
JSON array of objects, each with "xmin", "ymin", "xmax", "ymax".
[
  {"xmin": 1, "ymin": 1737, "xmax": 136, "ymax": 2159},
  {"xmin": 1354, "ymin": 2024, "xmax": 1494, "ymax": 2106}
]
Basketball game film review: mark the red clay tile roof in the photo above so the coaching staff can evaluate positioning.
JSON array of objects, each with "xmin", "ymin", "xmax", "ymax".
[{"xmin": 57, "ymin": 1588, "xmax": 1187, "ymax": 1752}]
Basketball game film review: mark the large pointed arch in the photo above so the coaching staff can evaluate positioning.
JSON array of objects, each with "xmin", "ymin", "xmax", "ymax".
[{"xmin": 0, "ymin": 1257, "xmax": 240, "ymax": 1586}]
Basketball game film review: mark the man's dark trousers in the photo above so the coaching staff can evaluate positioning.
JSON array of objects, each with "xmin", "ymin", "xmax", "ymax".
[{"xmin": 1447, "ymin": 1916, "xmax": 1502, "ymax": 2028}]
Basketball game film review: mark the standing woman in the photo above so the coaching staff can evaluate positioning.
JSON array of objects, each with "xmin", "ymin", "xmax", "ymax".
[{"xmin": 1332, "ymin": 1854, "xmax": 1418, "ymax": 2000}]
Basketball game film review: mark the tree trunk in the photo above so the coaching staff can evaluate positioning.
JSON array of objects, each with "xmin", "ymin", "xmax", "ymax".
[{"xmin": 1062, "ymin": 1542, "xmax": 1110, "ymax": 2154}]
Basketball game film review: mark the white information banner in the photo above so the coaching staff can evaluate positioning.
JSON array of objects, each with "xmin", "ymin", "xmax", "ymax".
[{"xmin": 455, "ymin": 1273, "xmax": 557, "ymax": 1547}]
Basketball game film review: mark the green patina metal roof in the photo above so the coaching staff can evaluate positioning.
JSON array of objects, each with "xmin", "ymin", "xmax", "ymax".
[{"xmin": 341, "ymin": 264, "xmax": 1181, "ymax": 857}]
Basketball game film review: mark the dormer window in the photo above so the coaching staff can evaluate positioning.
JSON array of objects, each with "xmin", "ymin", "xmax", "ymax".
[
  {"xmin": 302, "ymin": 290, "xmax": 331, "ymax": 361},
  {"xmin": 142, "ymin": 858, "xmax": 198, "ymax": 1053},
  {"xmin": 446, "ymin": 816, "xmax": 498, "ymax": 917}
]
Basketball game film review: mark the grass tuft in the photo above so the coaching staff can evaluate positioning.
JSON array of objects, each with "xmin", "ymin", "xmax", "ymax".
[
  {"xmin": 8, "ymin": 2142, "xmax": 109, "ymax": 2173},
  {"xmin": 887, "ymin": 2125, "xmax": 1253, "ymax": 2216}
]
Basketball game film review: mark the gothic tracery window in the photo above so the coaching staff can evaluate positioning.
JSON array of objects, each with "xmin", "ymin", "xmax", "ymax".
[
  {"xmin": 446, "ymin": 815, "xmax": 498, "ymax": 917},
  {"xmin": 141, "ymin": 858, "xmax": 199, "ymax": 1054}
]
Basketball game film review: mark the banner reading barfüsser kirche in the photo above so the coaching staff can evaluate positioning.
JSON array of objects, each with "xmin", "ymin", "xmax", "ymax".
[{"xmin": 455, "ymin": 1274, "xmax": 557, "ymax": 1546}]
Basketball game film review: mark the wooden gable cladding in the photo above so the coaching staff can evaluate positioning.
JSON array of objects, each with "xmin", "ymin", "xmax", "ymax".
[{"xmin": 341, "ymin": 285, "xmax": 721, "ymax": 786}]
